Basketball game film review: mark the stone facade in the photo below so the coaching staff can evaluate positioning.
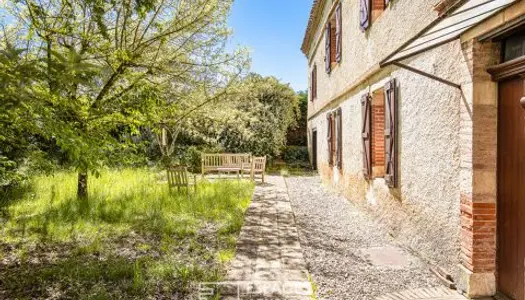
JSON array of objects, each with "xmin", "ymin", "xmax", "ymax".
[{"xmin": 302, "ymin": 0, "xmax": 525, "ymax": 298}]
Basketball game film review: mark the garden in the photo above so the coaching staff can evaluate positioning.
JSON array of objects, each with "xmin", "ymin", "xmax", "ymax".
[{"xmin": 0, "ymin": 0, "xmax": 309, "ymax": 298}]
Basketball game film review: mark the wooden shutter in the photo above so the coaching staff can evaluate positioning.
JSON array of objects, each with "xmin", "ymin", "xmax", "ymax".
[
  {"xmin": 336, "ymin": 108, "xmax": 343, "ymax": 169},
  {"xmin": 384, "ymin": 79, "xmax": 397, "ymax": 188},
  {"xmin": 361, "ymin": 93, "xmax": 372, "ymax": 179},
  {"xmin": 327, "ymin": 113, "xmax": 333, "ymax": 166},
  {"xmin": 335, "ymin": 3, "xmax": 342, "ymax": 63},
  {"xmin": 325, "ymin": 23, "xmax": 332, "ymax": 74},
  {"xmin": 313, "ymin": 65, "xmax": 317, "ymax": 100},
  {"xmin": 359, "ymin": 0, "xmax": 371, "ymax": 32}
]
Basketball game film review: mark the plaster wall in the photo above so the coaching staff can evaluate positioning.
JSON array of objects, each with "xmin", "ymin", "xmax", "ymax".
[
  {"xmin": 307, "ymin": 0, "xmax": 441, "ymax": 117},
  {"xmin": 308, "ymin": 39, "xmax": 474, "ymax": 277}
]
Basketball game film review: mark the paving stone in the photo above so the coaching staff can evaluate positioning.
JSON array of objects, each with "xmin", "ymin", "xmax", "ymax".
[{"xmin": 223, "ymin": 176, "xmax": 312, "ymax": 299}]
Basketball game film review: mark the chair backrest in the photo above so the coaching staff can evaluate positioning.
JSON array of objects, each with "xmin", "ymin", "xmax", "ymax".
[
  {"xmin": 253, "ymin": 156, "xmax": 267, "ymax": 172},
  {"xmin": 167, "ymin": 166, "xmax": 189, "ymax": 187}
]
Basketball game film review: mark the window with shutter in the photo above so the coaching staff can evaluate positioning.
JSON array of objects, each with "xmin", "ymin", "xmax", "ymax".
[
  {"xmin": 384, "ymin": 79, "xmax": 397, "ymax": 188},
  {"xmin": 311, "ymin": 65, "xmax": 317, "ymax": 101},
  {"xmin": 325, "ymin": 23, "xmax": 332, "ymax": 74},
  {"xmin": 372, "ymin": 0, "xmax": 386, "ymax": 22},
  {"xmin": 336, "ymin": 108, "xmax": 343, "ymax": 169},
  {"xmin": 361, "ymin": 93, "xmax": 372, "ymax": 179},
  {"xmin": 335, "ymin": 3, "xmax": 342, "ymax": 63},
  {"xmin": 371, "ymin": 89, "xmax": 385, "ymax": 177},
  {"xmin": 327, "ymin": 113, "xmax": 333, "ymax": 166},
  {"xmin": 359, "ymin": 0, "xmax": 370, "ymax": 32}
]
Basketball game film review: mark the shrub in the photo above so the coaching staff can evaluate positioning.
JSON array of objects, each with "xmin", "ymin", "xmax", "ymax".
[{"xmin": 283, "ymin": 146, "xmax": 309, "ymax": 167}]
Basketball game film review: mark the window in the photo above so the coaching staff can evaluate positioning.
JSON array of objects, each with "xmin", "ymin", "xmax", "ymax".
[
  {"xmin": 371, "ymin": 89, "xmax": 385, "ymax": 177},
  {"xmin": 360, "ymin": 0, "xmax": 390, "ymax": 31},
  {"xmin": 327, "ymin": 108, "xmax": 343, "ymax": 168},
  {"xmin": 371, "ymin": 0, "xmax": 387, "ymax": 23},
  {"xmin": 311, "ymin": 65, "xmax": 317, "ymax": 101},
  {"xmin": 325, "ymin": 2, "xmax": 342, "ymax": 73},
  {"xmin": 503, "ymin": 32, "xmax": 525, "ymax": 62},
  {"xmin": 361, "ymin": 79, "xmax": 398, "ymax": 187}
]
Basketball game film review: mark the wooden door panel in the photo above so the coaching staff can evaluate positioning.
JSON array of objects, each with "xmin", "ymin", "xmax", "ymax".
[{"xmin": 498, "ymin": 77, "xmax": 525, "ymax": 300}]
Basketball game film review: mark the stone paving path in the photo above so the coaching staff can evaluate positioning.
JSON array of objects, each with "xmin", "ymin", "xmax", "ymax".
[
  {"xmin": 223, "ymin": 175, "xmax": 471, "ymax": 300},
  {"xmin": 224, "ymin": 176, "xmax": 311, "ymax": 299}
]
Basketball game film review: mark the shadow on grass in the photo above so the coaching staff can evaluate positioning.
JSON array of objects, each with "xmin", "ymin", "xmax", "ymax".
[
  {"xmin": 0, "ymin": 169, "xmax": 255, "ymax": 299},
  {"xmin": 0, "ymin": 245, "xmax": 222, "ymax": 300}
]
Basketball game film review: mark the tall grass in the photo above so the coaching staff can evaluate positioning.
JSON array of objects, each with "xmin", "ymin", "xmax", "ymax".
[{"xmin": 0, "ymin": 168, "xmax": 254, "ymax": 299}]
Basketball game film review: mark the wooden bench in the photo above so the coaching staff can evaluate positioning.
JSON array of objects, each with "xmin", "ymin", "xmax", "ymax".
[{"xmin": 201, "ymin": 153, "xmax": 252, "ymax": 178}]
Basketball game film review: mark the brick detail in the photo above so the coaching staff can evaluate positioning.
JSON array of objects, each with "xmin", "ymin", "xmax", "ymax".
[
  {"xmin": 458, "ymin": 40, "xmax": 500, "ymax": 282},
  {"xmin": 330, "ymin": 25, "xmax": 337, "ymax": 65},
  {"xmin": 372, "ymin": 0, "xmax": 385, "ymax": 22},
  {"xmin": 372, "ymin": 91, "xmax": 385, "ymax": 170},
  {"xmin": 460, "ymin": 195, "xmax": 496, "ymax": 273}
]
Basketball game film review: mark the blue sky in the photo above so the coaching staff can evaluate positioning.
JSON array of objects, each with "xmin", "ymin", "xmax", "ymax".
[{"xmin": 227, "ymin": 0, "xmax": 312, "ymax": 92}]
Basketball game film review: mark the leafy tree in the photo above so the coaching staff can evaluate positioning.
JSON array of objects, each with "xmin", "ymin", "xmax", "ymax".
[
  {"xmin": 286, "ymin": 90, "xmax": 307, "ymax": 146},
  {"xmin": 179, "ymin": 73, "xmax": 300, "ymax": 158},
  {"xmin": 1, "ymin": 0, "xmax": 248, "ymax": 198}
]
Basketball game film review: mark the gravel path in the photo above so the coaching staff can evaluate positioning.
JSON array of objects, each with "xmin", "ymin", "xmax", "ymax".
[{"xmin": 285, "ymin": 175, "xmax": 442, "ymax": 300}]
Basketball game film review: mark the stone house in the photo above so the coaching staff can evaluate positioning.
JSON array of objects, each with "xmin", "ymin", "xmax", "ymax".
[{"xmin": 302, "ymin": 0, "xmax": 525, "ymax": 298}]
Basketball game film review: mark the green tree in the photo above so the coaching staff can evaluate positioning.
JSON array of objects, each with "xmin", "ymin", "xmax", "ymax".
[
  {"xmin": 1, "ymin": 0, "xmax": 248, "ymax": 198},
  {"xmin": 182, "ymin": 73, "xmax": 299, "ymax": 158}
]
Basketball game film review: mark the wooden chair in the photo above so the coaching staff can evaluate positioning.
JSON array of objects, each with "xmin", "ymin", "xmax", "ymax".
[
  {"xmin": 167, "ymin": 166, "xmax": 197, "ymax": 194},
  {"xmin": 251, "ymin": 156, "xmax": 267, "ymax": 183}
]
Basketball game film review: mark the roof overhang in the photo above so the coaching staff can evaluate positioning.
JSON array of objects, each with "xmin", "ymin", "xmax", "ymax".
[{"xmin": 380, "ymin": 0, "xmax": 518, "ymax": 67}]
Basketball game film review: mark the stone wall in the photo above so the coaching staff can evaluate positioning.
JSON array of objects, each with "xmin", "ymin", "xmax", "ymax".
[
  {"xmin": 308, "ymin": 38, "xmax": 472, "ymax": 278},
  {"xmin": 305, "ymin": 0, "xmax": 525, "ymax": 297},
  {"xmin": 307, "ymin": 0, "xmax": 440, "ymax": 115}
]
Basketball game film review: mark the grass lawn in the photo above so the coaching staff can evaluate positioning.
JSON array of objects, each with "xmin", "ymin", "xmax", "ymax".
[{"xmin": 0, "ymin": 168, "xmax": 254, "ymax": 299}]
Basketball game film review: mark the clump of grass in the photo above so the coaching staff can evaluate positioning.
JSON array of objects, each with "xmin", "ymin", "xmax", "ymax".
[{"xmin": 0, "ymin": 168, "xmax": 254, "ymax": 299}]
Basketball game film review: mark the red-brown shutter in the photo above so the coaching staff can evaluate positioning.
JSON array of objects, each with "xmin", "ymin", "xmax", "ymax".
[
  {"xmin": 360, "ymin": 0, "xmax": 371, "ymax": 32},
  {"xmin": 361, "ymin": 93, "xmax": 372, "ymax": 179},
  {"xmin": 384, "ymin": 79, "xmax": 397, "ymax": 188},
  {"xmin": 325, "ymin": 23, "xmax": 332, "ymax": 74},
  {"xmin": 327, "ymin": 112, "xmax": 333, "ymax": 166},
  {"xmin": 313, "ymin": 65, "xmax": 317, "ymax": 100},
  {"xmin": 336, "ymin": 108, "xmax": 343, "ymax": 169},
  {"xmin": 335, "ymin": 3, "xmax": 342, "ymax": 63}
]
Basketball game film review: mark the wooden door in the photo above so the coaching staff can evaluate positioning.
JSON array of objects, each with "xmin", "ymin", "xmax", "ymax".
[
  {"xmin": 498, "ymin": 77, "xmax": 525, "ymax": 300},
  {"xmin": 312, "ymin": 130, "xmax": 318, "ymax": 170}
]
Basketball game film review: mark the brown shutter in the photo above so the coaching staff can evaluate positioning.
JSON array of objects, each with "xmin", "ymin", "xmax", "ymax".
[
  {"xmin": 359, "ymin": 0, "xmax": 371, "ymax": 32},
  {"xmin": 336, "ymin": 108, "xmax": 343, "ymax": 169},
  {"xmin": 361, "ymin": 93, "xmax": 372, "ymax": 179},
  {"xmin": 325, "ymin": 23, "xmax": 332, "ymax": 74},
  {"xmin": 335, "ymin": 3, "xmax": 342, "ymax": 63},
  {"xmin": 313, "ymin": 65, "xmax": 317, "ymax": 100},
  {"xmin": 384, "ymin": 79, "xmax": 397, "ymax": 188},
  {"xmin": 327, "ymin": 113, "xmax": 333, "ymax": 166}
]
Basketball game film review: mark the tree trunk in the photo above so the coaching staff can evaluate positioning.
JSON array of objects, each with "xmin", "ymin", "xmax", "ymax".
[{"xmin": 77, "ymin": 171, "xmax": 88, "ymax": 199}]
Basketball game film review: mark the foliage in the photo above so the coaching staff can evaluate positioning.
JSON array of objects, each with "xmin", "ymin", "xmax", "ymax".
[
  {"xmin": 0, "ymin": 168, "xmax": 254, "ymax": 298},
  {"xmin": 1, "ymin": 0, "xmax": 249, "ymax": 197},
  {"xmin": 283, "ymin": 146, "xmax": 309, "ymax": 166},
  {"xmin": 181, "ymin": 145, "xmax": 223, "ymax": 173},
  {"xmin": 287, "ymin": 90, "xmax": 308, "ymax": 146},
  {"xmin": 179, "ymin": 73, "xmax": 299, "ymax": 158}
]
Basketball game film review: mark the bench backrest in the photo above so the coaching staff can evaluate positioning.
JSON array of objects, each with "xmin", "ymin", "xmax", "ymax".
[
  {"xmin": 202, "ymin": 154, "xmax": 251, "ymax": 169},
  {"xmin": 167, "ymin": 166, "xmax": 189, "ymax": 187}
]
